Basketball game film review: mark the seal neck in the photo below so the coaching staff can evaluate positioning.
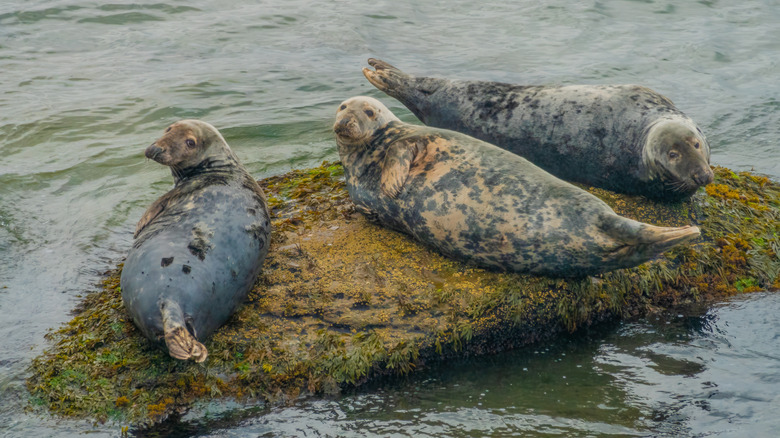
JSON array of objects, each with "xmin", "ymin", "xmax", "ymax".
[
  {"xmin": 173, "ymin": 156, "xmax": 240, "ymax": 185},
  {"xmin": 370, "ymin": 121, "xmax": 407, "ymax": 147}
]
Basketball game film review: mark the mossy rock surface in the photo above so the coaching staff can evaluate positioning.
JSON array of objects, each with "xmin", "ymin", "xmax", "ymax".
[{"xmin": 27, "ymin": 163, "xmax": 780, "ymax": 427}]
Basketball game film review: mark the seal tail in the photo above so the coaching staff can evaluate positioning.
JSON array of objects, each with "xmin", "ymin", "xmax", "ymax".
[{"xmin": 160, "ymin": 300, "xmax": 208, "ymax": 363}]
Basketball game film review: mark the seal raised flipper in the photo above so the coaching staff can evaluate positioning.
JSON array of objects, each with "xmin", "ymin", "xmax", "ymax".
[
  {"xmin": 363, "ymin": 59, "xmax": 412, "ymax": 93},
  {"xmin": 363, "ymin": 59, "xmax": 443, "ymax": 116},
  {"xmin": 161, "ymin": 299, "xmax": 207, "ymax": 362}
]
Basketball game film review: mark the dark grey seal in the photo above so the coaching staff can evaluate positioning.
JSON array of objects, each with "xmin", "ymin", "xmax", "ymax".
[
  {"xmin": 120, "ymin": 120, "xmax": 270, "ymax": 362},
  {"xmin": 363, "ymin": 59, "xmax": 714, "ymax": 201},
  {"xmin": 333, "ymin": 96, "xmax": 700, "ymax": 278}
]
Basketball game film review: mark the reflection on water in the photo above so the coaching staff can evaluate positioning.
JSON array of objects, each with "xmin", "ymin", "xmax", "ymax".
[{"xmin": 1, "ymin": 0, "xmax": 778, "ymax": 436}]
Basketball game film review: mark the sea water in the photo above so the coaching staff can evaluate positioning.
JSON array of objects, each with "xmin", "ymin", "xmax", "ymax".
[{"xmin": 1, "ymin": 1, "xmax": 778, "ymax": 436}]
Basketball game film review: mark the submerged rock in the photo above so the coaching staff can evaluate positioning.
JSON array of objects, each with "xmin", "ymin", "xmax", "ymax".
[{"xmin": 27, "ymin": 162, "xmax": 780, "ymax": 427}]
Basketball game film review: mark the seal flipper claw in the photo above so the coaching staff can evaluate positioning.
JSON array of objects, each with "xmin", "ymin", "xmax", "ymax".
[{"xmin": 161, "ymin": 300, "xmax": 208, "ymax": 362}]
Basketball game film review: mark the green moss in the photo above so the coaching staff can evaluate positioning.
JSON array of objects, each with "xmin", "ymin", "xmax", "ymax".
[{"xmin": 27, "ymin": 162, "xmax": 780, "ymax": 428}]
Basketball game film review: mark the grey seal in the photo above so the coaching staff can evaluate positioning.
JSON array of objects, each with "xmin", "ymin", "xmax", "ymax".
[
  {"xmin": 333, "ymin": 96, "xmax": 700, "ymax": 277},
  {"xmin": 363, "ymin": 59, "xmax": 714, "ymax": 201},
  {"xmin": 120, "ymin": 120, "xmax": 270, "ymax": 362}
]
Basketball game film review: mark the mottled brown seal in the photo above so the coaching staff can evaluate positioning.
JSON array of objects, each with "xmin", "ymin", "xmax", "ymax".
[
  {"xmin": 363, "ymin": 59, "xmax": 714, "ymax": 201},
  {"xmin": 120, "ymin": 120, "xmax": 271, "ymax": 362},
  {"xmin": 333, "ymin": 96, "xmax": 700, "ymax": 277}
]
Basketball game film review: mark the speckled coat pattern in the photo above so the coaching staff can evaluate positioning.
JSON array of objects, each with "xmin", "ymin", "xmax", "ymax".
[
  {"xmin": 121, "ymin": 123, "xmax": 270, "ymax": 345},
  {"xmin": 364, "ymin": 59, "xmax": 712, "ymax": 200},
  {"xmin": 335, "ymin": 98, "xmax": 699, "ymax": 277}
]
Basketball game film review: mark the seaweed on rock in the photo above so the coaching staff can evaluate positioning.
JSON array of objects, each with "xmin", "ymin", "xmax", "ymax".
[{"xmin": 27, "ymin": 163, "xmax": 780, "ymax": 427}]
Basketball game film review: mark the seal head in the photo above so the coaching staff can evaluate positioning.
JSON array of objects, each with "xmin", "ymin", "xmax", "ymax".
[
  {"xmin": 643, "ymin": 119, "xmax": 714, "ymax": 197},
  {"xmin": 144, "ymin": 119, "xmax": 241, "ymax": 183},
  {"xmin": 334, "ymin": 96, "xmax": 400, "ymax": 146}
]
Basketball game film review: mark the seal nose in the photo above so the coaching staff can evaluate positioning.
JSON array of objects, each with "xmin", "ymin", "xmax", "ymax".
[
  {"xmin": 145, "ymin": 143, "xmax": 164, "ymax": 160},
  {"xmin": 333, "ymin": 117, "xmax": 351, "ymax": 136},
  {"xmin": 692, "ymin": 167, "xmax": 714, "ymax": 186}
]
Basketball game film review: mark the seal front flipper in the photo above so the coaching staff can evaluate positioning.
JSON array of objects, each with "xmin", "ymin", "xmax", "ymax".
[
  {"xmin": 355, "ymin": 204, "xmax": 380, "ymax": 223},
  {"xmin": 135, "ymin": 200, "xmax": 163, "ymax": 238},
  {"xmin": 161, "ymin": 299, "xmax": 208, "ymax": 362},
  {"xmin": 380, "ymin": 141, "xmax": 419, "ymax": 198},
  {"xmin": 134, "ymin": 194, "xmax": 173, "ymax": 238}
]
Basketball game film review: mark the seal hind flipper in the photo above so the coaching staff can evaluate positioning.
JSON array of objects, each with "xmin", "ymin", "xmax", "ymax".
[
  {"xmin": 364, "ymin": 58, "xmax": 442, "ymax": 102},
  {"xmin": 161, "ymin": 299, "xmax": 208, "ymax": 362},
  {"xmin": 380, "ymin": 142, "xmax": 418, "ymax": 198},
  {"xmin": 602, "ymin": 216, "xmax": 700, "ymax": 261},
  {"xmin": 633, "ymin": 224, "xmax": 701, "ymax": 255},
  {"xmin": 363, "ymin": 59, "xmax": 409, "ymax": 95}
]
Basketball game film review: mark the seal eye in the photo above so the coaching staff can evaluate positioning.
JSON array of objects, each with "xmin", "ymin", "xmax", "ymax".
[
  {"xmin": 694, "ymin": 142, "xmax": 700, "ymax": 149},
  {"xmin": 185, "ymin": 139, "xmax": 196, "ymax": 148},
  {"xmin": 365, "ymin": 109, "xmax": 375, "ymax": 118},
  {"xmin": 165, "ymin": 127, "xmax": 172, "ymax": 133},
  {"xmin": 668, "ymin": 151, "xmax": 679, "ymax": 159},
  {"xmin": 340, "ymin": 104, "xmax": 347, "ymax": 111}
]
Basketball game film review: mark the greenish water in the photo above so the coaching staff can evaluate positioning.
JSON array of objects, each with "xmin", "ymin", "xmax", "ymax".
[{"xmin": 0, "ymin": 1, "xmax": 778, "ymax": 436}]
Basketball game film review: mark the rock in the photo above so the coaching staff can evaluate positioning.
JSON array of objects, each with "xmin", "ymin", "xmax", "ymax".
[{"xmin": 27, "ymin": 162, "xmax": 780, "ymax": 427}]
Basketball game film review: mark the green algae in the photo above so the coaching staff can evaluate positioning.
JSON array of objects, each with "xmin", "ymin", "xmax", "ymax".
[{"xmin": 27, "ymin": 163, "xmax": 780, "ymax": 428}]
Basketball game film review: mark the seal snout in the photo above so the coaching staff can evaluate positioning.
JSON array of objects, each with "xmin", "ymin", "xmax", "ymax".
[
  {"xmin": 691, "ymin": 166, "xmax": 714, "ymax": 186},
  {"xmin": 333, "ymin": 116, "xmax": 356, "ymax": 138},
  {"xmin": 333, "ymin": 116, "xmax": 351, "ymax": 133},
  {"xmin": 145, "ymin": 143, "xmax": 164, "ymax": 161}
]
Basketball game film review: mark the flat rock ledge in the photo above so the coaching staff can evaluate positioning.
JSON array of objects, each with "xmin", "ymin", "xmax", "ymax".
[{"xmin": 27, "ymin": 162, "xmax": 780, "ymax": 428}]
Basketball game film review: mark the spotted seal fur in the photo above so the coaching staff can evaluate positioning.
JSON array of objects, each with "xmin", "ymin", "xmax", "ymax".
[
  {"xmin": 363, "ymin": 59, "xmax": 714, "ymax": 200},
  {"xmin": 120, "ymin": 120, "xmax": 271, "ymax": 362},
  {"xmin": 333, "ymin": 96, "xmax": 700, "ymax": 277}
]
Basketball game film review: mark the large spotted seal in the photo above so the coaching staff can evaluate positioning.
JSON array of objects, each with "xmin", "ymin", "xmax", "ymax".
[
  {"xmin": 363, "ymin": 59, "xmax": 714, "ymax": 201},
  {"xmin": 333, "ymin": 96, "xmax": 700, "ymax": 277},
  {"xmin": 120, "ymin": 120, "xmax": 270, "ymax": 362}
]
